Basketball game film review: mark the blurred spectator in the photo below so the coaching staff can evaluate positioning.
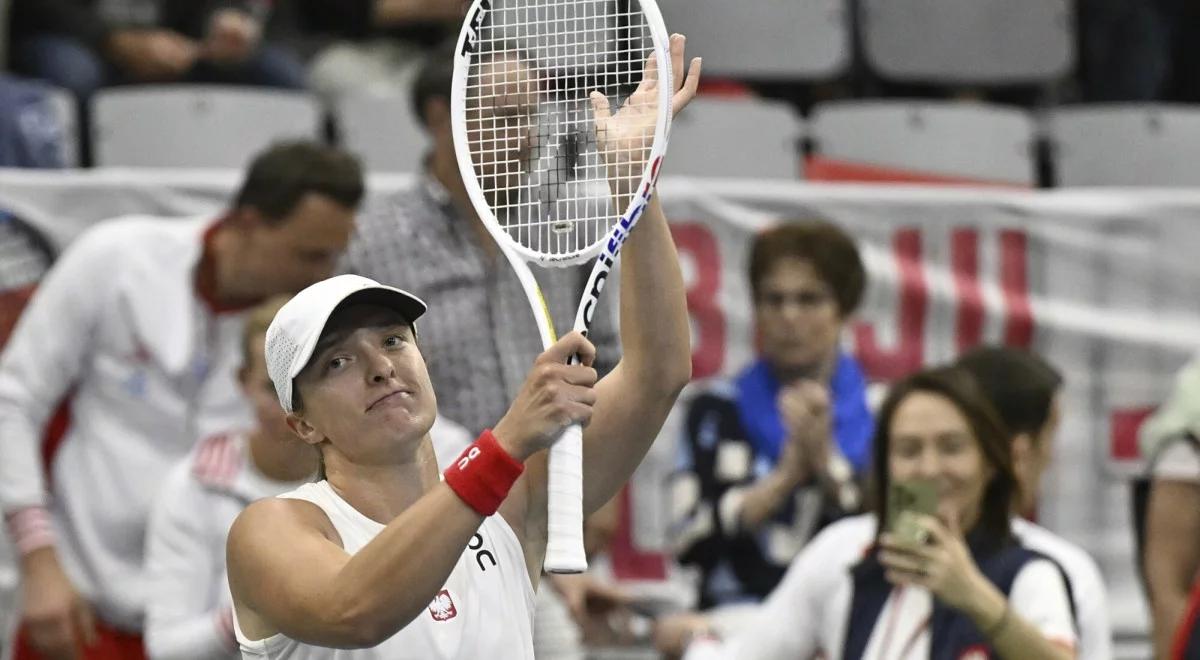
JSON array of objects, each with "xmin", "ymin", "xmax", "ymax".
[
  {"xmin": 337, "ymin": 45, "xmax": 625, "ymax": 659},
  {"xmin": 0, "ymin": 141, "xmax": 362, "ymax": 660},
  {"xmin": 0, "ymin": 75, "xmax": 70, "ymax": 168},
  {"xmin": 289, "ymin": 0, "xmax": 460, "ymax": 102},
  {"xmin": 956, "ymin": 345, "xmax": 1113, "ymax": 660},
  {"xmin": 7, "ymin": 0, "xmax": 307, "ymax": 102},
  {"xmin": 142, "ymin": 295, "xmax": 475, "ymax": 660},
  {"xmin": 1079, "ymin": 0, "xmax": 1200, "ymax": 102},
  {"xmin": 667, "ymin": 220, "xmax": 872, "ymax": 611},
  {"xmin": 668, "ymin": 367, "xmax": 1077, "ymax": 659},
  {"xmin": 142, "ymin": 296, "xmax": 318, "ymax": 660},
  {"xmin": 1141, "ymin": 356, "xmax": 1200, "ymax": 659}
]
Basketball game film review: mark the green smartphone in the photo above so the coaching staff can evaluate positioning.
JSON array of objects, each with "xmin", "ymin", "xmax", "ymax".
[{"xmin": 886, "ymin": 479, "xmax": 938, "ymax": 546}]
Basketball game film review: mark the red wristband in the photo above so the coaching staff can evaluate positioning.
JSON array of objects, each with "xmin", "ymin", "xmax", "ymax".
[{"xmin": 443, "ymin": 430, "xmax": 525, "ymax": 516}]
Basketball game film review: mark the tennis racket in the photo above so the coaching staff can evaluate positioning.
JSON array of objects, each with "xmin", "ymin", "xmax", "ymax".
[{"xmin": 452, "ymin": 0, "xmax": 675, "ymax": 573}]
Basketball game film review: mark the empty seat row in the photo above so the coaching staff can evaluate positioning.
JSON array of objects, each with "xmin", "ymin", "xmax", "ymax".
[
  {"xmin": 31, "ymin": 84, "xmax": 1200, "ymax": 188},
  {"xmin": 659, "ymin": 0, "xmax": 1074, "ymax": 84}
]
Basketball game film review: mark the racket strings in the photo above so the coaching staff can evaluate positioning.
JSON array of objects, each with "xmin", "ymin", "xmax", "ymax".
[{"xmin": 465, "ymin": 0, "xmax": 656, "ymax": 259}]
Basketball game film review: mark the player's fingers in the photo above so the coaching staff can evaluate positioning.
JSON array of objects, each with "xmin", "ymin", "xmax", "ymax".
[
  {"xmin": 551, "ymin": 330, "xmax": 595, "ymax": 367},
  {"xmin": 74, "ymin": 600, "xmax": 97, "ymax": 647},
  {"xmin": 589, "ymin": 91, "xmax": 613, "ymax": 126},
  {"xmin": 878, "ymin": 550, "xmax": 927, "ymax": 575},
  {"xmin": 567, "ymin": 383, "xmax": 598, "ymax": 407},
  {"xmin": 669, "ymin": 34, "xmax": 685, "ymax": 91},
  {"xmin": 561, "ymin": 364, "xmax": 599, "ymax": 387},
  {"xmin": 30, "ymin": 619, "xmax": 78, "ymax": 660},
  {"xmin": 642, "ymin": 46, "xmax": 659, "ymax": 87},
  {"xmin": 671, "ymin": 57, "xmax": 702, "ymax": 117}
]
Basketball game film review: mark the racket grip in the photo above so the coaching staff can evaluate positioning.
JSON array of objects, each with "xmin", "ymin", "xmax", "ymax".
[{"xmin": 544, "ymin": 423, "xmax": 587, "ymax": 574}]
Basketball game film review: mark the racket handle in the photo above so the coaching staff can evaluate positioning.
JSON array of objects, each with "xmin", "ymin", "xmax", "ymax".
[{"xmin": 544, "ymin": 423, "xmax": 587, "ymax": 574}]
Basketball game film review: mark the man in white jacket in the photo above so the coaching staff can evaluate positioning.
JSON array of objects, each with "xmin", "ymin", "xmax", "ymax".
[
  {"xmin": 0, "ymin": 141, "xmax": 363, "ymax": 660},
  {"xmin": 142, "ymin": 296, "xmax": 474, "ymax": 660}
]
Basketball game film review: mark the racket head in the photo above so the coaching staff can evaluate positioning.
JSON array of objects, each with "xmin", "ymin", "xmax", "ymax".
[{"xmin": 452, "ymin": 0, "xmax": 673, "ymax": 268}]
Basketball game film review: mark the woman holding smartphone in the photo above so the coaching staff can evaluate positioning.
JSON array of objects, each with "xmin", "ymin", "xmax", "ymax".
[{"xmin": 669, "ymin": 366, "xmax": 1077, "ymax": 660}]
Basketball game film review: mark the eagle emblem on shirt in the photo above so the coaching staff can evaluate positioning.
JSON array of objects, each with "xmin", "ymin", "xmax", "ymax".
[{"xmin": 428, "ymin": 589, "xmax": 458, "ymax": 621}]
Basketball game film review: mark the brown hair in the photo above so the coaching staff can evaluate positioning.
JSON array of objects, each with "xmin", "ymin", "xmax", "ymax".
[
  {"xmin": 748, "ymin": 221, "xmax": 866, "ymax": 317},
  {"xmin": 956, "ymin": 345, "xmax": 1063, "ymax": 441},
  {"xmin": 232, "ymin": 141, "xmax": 365, "ymax": 222},
  {"xmin": 870, "ymin": 366, "xmax": 1017, "ymax": 544}
]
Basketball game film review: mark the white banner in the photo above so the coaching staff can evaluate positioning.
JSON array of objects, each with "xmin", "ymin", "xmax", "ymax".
[{"xmin": 5, "ymin": 169, "xmax": 1200, "ymax": 638}]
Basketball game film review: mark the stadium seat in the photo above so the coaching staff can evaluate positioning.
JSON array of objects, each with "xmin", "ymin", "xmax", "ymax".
[
  {"xmin": 1050, "ymin": 104, "xmax": 1200, "ymax": 187},
  {"xmin": 336, "ymin": 94, "xmax": 427, "ymax": 174},
  {"xmin": 808, "ymin": 100, "xmax": 1037, "ymax": 186},
  {"xmin": 665, "ymin": 96, "xmax": 802, "ymax": 179},
  {"xmin": 91, "ymin": 86, "xmax": 321, "ymax": 168},
  {"xmin": 657, "ymin": 0, "xmax": 849, "ymax": 79},
  {"xmin": 860, "ymin": 0, "xmax": 1074, "ymax": 85}
]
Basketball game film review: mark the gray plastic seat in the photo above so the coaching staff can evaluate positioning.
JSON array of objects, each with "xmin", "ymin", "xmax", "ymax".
[
  {"xmin": 336, "ymin": 94, "xmax": 427, "ymax": 174},
  {"xmin": 657, "ymin": 0, "xmax": 849, "ymax": 79},
  {"xmin": 809, "ymin": 100, "xmax": 1037, "ymax": 185},
  {"xmin": 666, "ymin": 96, "xmax": 802, "ymax": 179},
  {"xmin": 861, "ymin": 0, "xmax": 1074, "ymax": 84},
  {"xmin": 1050, "ymin": 104, "xmax": 1200, "ymax": 187},
  {"xmin": 91, "ymin": 86, "xmax": 321, "ymax": 168}
]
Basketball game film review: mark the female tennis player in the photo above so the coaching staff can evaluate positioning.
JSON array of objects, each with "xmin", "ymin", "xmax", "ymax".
[{"xmin": 224, "ymin": 36, "xmax": 701, "ymax": 658}]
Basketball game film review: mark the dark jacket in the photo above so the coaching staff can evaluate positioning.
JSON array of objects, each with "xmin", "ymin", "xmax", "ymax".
[{"xmin": 10, "ymin": 0, "xmax": 259, "ymax": 52}]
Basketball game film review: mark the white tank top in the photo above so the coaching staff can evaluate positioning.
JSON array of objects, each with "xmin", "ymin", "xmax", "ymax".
[{"xmin": 234, "ymin": 481, "xmax": 536, "ymax": 659}]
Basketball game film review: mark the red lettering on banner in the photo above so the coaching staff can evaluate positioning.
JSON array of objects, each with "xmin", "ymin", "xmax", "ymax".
[
  {"xmin": 952, "ymin": 228, "xmax": 984, "ymax": 352},
  {"xmin": 854, "ymin": 228, "xmax": 927, "ymax": 380},
  {"xmin": 671, "ymin": 223, "xmax": 725, "ymax": 379},
  {"xmin": 1000, "ymin": 230, "xmax": 1033, "ymax": 348},
  {"xmin": 1111, "ymin": 407, "xmax": 1156, "ymax": 461}
]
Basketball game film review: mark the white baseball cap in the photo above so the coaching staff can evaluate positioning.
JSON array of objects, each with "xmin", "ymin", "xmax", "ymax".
[{"xmin": 265, "ymin": 274, "xmax": 428, "ymax": 413}]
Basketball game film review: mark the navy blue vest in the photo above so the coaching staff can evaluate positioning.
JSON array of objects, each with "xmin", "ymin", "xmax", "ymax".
[{"xmin": 841, "ymin": 533, "xmax": 1076, "ymax": 660}]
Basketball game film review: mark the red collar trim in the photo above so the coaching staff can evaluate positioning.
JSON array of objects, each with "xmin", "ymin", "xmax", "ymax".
[{"xmin": 195, "ymin": 217, "xmax": 260, "ymax": 315}]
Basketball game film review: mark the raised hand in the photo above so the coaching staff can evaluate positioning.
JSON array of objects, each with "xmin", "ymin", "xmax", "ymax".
[
  {"xmin": 878, "ymin": 510, "xmax": 991, "ymax": 612},
  {"xmin": 777, "ymin": 380, "xmax": 832, "ymax": 483},
  {"xmin": 589, "ymin": 33, "xmax": 702, "ymax": 187}
]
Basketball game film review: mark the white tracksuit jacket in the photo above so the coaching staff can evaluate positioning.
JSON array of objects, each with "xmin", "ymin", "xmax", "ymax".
[{"xmin": 0, "ymin": 215, "xmax": 253, "ymax": 632}]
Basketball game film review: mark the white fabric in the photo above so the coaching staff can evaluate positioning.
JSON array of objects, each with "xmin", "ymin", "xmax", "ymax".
[
  {"xmin": 532, "ymin": 586, "xmax": 584, "ymax": 660},
  {"xmin": 234, "ymin": 480, "xmax": 535, "ymax": 659},
  {"xmin": 144, "ymin": 418, "xmax": 473, "ymax": 660},
  {"xmin": 144, "ymin": 432, "xmax": 312, "ymax": 660},
  {"xmin": 1012, "ymin": 518, "xmax": 1112, "ymax": 660},
  {"xmin": 0, "ymin": 215, "xmax": 253, "ymax": 630},
  {"xmin": 685, "ymin": 514, "xmax": 1077, "ymax": 659},
  {"xmin": 264, "ymin": 274, "xmax": 427, "ymax": 413},
  {"xmin": 1150, "ymin": 437, "xmax": 1200, "ymax": 483},
  {"xmin": 1140, "ymin": 356, "xmax": 1200, "ymax": 459}
]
